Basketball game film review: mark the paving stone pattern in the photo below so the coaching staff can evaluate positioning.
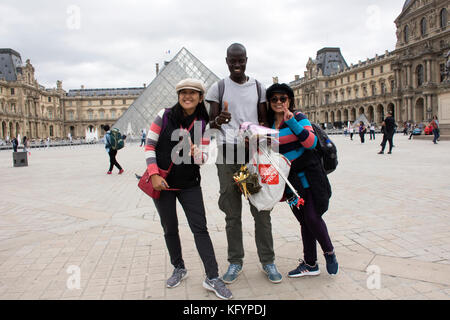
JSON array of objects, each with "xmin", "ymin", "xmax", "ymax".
[{"xmin": 0, "ymin": 134, "xmax": 449, "ymax": 300}]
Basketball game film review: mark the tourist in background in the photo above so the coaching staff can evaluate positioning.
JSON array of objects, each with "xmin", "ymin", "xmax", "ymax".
[
  {"xmin": 104, "ymin": 124, "xmax": 124, "ymax": 175},
  {"xmin": 359, "ymin": 122, "xmax": 367, "ymax": 143},
  {"xmin": 369, "ymin": 123, "xmax": 376, "ymax": 140},
  {"xmin": 430, "ymin": 116, "xmax": 440, "ymax": 144},
  {"xmin": 378, "ymin": 111, "xmax": 396, "ymax": 154}
]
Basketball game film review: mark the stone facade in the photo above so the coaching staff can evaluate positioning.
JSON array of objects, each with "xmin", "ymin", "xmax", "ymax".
[
  {"xmin": 290, "ymin": 0, "xmax": 450, "ymax": 132},
  {"xmin": 0, "ymin": 49, "xmax": 144, "ymax": 141}
]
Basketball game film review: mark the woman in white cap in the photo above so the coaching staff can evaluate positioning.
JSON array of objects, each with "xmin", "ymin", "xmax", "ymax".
[{"xmin": 144, "ymin": 78, "xmax": 233, "ymax": 300}]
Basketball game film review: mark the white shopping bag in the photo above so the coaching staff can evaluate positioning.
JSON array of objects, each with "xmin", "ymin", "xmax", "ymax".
[{"xmin": 247, "ymin": 148, "xmax": 291, "ymax": 211}]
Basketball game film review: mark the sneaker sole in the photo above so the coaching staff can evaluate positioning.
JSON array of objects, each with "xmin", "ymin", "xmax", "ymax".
[
  {"xmin": 166, "ymin": 273, "xmax": 188, "ymax": 288},
  {"xmin": 288, "ymin": 270, "xmax": 321, "ymax": 278},
  {"xmin": 203, "ymin": 281, "xmax": 233, "ymax": 300},
  {"xmin": 261, "ymin": 270, "xmax": 283, "ymax": 284},
  {"xmin": 221, "ymin": 269, "xmax": 242, "ymax": 284}
]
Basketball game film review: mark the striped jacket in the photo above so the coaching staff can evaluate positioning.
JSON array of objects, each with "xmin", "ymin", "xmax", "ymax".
[{"xmin": 275, "ymin": 112, "xmax": 317, "ymax": 189}]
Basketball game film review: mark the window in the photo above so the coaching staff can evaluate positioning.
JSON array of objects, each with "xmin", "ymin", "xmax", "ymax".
[
  {"xmin": 421, "ymin": 17, "xmax": 427, "ymax": 36},
  {"xmin": 404, "ymin": 25, "xmax": 409, "ymax": 43},
  {"xmin": 11, "ymin": 88, "xmax": 15, "ymax": 95},
  {"xmin": 49, "ymin": 125, "xmax": 54, "ymax": 137},
  {"xmin": 48, "ymin": 97, "xmax": 51, "ymax": 103},
  {"xmin": 111, "ymin": 110, "xmax": 116, "ymax": 119},
  {"xmin": 380, "ymin": 66, "xmax": 384, "ymax": 73},
  {"xmin": 69, "ymin": 111, "xmax": 74, "ymax": 121},
  {"xmin": 11, "ymin": 103, "xmax": 16, "ymax": 113},
  {"xmin": 440, "ymin": 8, "xmax": 448, "ymax": 28},
  {"xmin": 362, "ymin": 71, "xmax": 366, "ymax": 79},
  {"xmin": 325, "ymin": 81, "xmax": 329, "ymax": 88},
  {"xmin": 340, "ymin": 78, "xmax": 343, "ymax": 85},
  {"xmin": 48, "ymin": 110, "xmax": 53, "ymax": 119},
  {"xmin": 88, "ymin": 100, "xmax": 92, "ymax": 106},
  {"xmin": 371, "ymin": 85, "xmax": 376, "ymax": 96},
  {"xmin": 111, "ymin": 100, "xmax": 115, "ymax": 105},
  {"xmin": 100, "ymin": 100, "xmax": 103, "ymax": 106},
  {"xmin": 347, "ymin": 76, "xmax": 350, "ymax": 83},
  {"xmin": 417, "ymin": 65, "xmax": 424, "ymax": 87},
  {"xmin": 122, "ymin": 99, "xmax": 126, "ymax": 105},
  {"xmin": 99, "ymin": 111, "xmax": 105, "ymax": 119},
  {"xmin": 371, "ymin": 69, "xmax": 374, "ymax": 76},
  {"xmin": 88, "ymin": 111, "xmax": 93, "ymax": 120},
  {"xmin": 325, "ymin": 94, "xmax": 330, "ymax": 105},
  {"xmin": 355, "ymin": 73, "xmax": 358, "ymax": 81},
  {"xmin": 381, "ymin": 83, "xmax": 386, "ymax": 94}
]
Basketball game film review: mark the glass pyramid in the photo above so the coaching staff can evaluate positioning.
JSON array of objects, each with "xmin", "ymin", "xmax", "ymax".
[{"xmin": 113, "ymin": 47, "xmax": 220, "ymax": 137}]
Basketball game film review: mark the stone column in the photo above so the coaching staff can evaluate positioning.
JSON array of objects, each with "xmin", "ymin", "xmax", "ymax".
[{"xmin": 427, "ymin": 95, "xmax": 433, "ymax": 121}]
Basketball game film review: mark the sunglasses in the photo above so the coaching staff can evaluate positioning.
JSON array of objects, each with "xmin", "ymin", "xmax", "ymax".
[{"xmin": 270, "ymin": 96, "xmax": 289, "ymax": 103}]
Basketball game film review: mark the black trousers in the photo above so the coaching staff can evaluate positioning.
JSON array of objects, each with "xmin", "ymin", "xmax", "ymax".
[
  {"xmin": 381, "ymin": 133, "xmax": 393, "ymax": 152},
  {"xmin": 108, "ymin": 150, "xmax": 122, "ymax": 171},
  {"xmin": 153, "ymin": 186, "xmax": 219, "ymax": 279}
]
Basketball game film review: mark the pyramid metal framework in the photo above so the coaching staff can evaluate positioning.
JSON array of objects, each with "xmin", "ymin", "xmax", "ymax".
[{"xmin": 113, "ymin": 47, "xmax": 220, "ymax": 137}]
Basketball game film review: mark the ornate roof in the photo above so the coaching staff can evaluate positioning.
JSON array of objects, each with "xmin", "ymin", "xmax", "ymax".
[{"xmin": 403, "ymin": 0, "xmax": 413, "ymax": 11}]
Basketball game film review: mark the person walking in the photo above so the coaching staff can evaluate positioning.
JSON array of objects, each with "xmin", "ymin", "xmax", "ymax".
[
  {"xmin": 359, "ymin": 122, "xmax": 367, "ymax": 143},
  {"xmin": 369, "ymin": 123, "xmax": 376, "ymax": 140},
  {"xmin": 349, "ymin": 124, "xmax": 354, "ymax": 141},
  {"xmin": 144, "ymin": 78, "xmax": 232, "ymax": 300},
  {"xmin": 11, "ymin": 136, "xmax": 18, "ymax": 152},
  {"xmin": 104, "ymin": 125, "xmax": 124, "ymax": 174},
  {"xmin": 140, "ymin": 129, "xmax": 146, "ymax": 147},
  {"xmin": 378, "ymin": 111, "xmax": 396, "ymax": 154},
  {"xmin": 266, "ymin": 83, "xmax": 338, "ymax": 278},
  {"xmin": 206, "ymin": 43, "xmax": 283, "ymax": 284},
  {"xmin": 430, "ymin": 116, "xmax": 440, "ymax": 144},
  {"xmin": 22, "ymin": 136, "xmax": 30, "ymax": 154}
]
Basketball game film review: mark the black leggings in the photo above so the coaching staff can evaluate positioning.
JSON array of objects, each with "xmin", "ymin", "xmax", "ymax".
[
  {"xmin": 108, "ymin": 150, "xmax": 122, "ymax": 171},
  {"xmin": 153, "ymin": 186, "xmax": 219, "ymax": 279}
]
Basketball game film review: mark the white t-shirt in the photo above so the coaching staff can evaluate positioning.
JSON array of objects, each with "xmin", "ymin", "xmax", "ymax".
[{"xmin": 206, "ymin": 77, "xmax": 266, "ymax": 145}]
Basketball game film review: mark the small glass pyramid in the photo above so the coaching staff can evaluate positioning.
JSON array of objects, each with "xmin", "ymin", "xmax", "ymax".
[{"xmin": 113, "ymin": 47, "xmax": 220, "ymax": 137}]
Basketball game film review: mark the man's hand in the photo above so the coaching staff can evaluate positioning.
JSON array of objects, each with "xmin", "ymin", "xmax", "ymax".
[
  {"xmin": 215, "ymin": 101, "xmax": 232, "ymax": 126},
  {"xmin": 151, "ymin": 174, "xmax": 169, "ymax": 191}
]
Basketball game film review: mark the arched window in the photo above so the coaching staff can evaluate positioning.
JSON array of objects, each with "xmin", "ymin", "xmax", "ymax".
[
  {"xmin": 49, "ymin": 125, "xmax": 54, "ymax": 137},
  {"xmin": 441, "ymin": 8, "xmax": 448, "ymax": 28},
  {"xmin": 404, "ymin": 25, "xmax": 409, "ymax": 43},
  {"xmin": 421, "ymin": 17, "xmax": 427, "ymax": 36},
  {"xmin": 417, "ymin": 65, "xmax": 424, "ymax": 87}
]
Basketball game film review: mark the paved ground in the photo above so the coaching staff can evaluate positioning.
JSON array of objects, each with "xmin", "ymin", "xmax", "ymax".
[{"xmin": 0, "ymin": 133, "xmax": 449, "ymax": 300}]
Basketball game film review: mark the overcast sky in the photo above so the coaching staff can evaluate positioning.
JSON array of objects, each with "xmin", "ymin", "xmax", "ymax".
[{"xmin": 1, "ymin": 0, "xmax": 406, "ymax": 90}]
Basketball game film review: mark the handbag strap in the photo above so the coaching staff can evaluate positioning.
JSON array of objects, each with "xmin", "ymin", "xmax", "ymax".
[{"xmin": 166, "ymin": 117, "xmax": 197, "ymax": 173}]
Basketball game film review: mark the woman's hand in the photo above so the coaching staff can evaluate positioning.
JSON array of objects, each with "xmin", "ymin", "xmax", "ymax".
[
  {"xmin": 283, "ymin": 107, "xmax": 294, "ymax": 122},
  {"xmin": 151, "ymin": 174, "xmax": 169, "ymax": 191}
]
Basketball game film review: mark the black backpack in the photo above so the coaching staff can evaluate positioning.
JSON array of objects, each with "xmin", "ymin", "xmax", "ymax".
[{"xmin": 311, "ymin": 123, "xmax": 338, "ymax": 175}]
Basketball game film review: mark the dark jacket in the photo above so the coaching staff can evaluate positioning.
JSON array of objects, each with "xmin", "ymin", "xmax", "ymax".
[
  {"xmin": 384, "ymin": 116, "xmax": 396, "ymax": 134},
  {"xmin": 156, "ymin": 109, "xmax": 206, "ymax": 189},
  {"xmin": 288, "ymin": 149, "xmax": 332, "ymax": 216}
]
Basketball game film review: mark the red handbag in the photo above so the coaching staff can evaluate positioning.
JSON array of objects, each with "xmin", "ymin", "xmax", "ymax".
[
  {"xmin": 138, "ymin": 117, "xmax": 197, "ymax": 199},
  {"xmin": 138, "ymin": 163, "xmax": 174, "ymax": 199}
]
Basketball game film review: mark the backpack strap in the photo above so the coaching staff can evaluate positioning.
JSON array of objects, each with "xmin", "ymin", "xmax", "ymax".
[
  {"xmin": 161, "ymin": 108, "xmax": 171, "ymax": 134},
  {"xmin": 217, "ymin": 79, "xmax": 225, "ymax": 112}
]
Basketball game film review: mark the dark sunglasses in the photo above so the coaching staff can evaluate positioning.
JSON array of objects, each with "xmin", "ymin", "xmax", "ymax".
[{"xmin": 270, "ymin": 96, "xmax": 289, "ymax": 103}]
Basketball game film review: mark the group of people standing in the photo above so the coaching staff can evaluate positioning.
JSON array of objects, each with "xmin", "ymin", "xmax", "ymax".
[{"xmin": 142, "ymin": 43, "xmax": 338, "ymax": 300}]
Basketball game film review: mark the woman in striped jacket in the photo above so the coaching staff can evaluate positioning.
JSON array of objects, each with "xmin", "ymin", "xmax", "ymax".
[
  {"xmin": 144, "ymin": 78, "xmax": 232, "ymax": 300},
  {"xmin": 266, "ymin": 83, "xmax": 339, "ymax": 278}
]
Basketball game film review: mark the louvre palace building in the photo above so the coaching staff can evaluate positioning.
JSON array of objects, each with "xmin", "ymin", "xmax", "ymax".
[
  {"xmin": 289, "ymin": 0, "xmax": 450, "ymax": 135},
  {"xmin": 0, "ymin": 49, "xmax": 145, "ymax": 141}
]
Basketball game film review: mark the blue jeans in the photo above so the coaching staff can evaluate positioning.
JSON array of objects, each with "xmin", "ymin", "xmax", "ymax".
[{"xmin": 433, "ymin": 129, "xmax": 440, "ymax": 143}]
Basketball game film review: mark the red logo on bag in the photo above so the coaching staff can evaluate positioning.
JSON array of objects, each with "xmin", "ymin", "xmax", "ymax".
[{"xmin": 259, "ymin": 164, "xmax": 279, "ymax": 185}]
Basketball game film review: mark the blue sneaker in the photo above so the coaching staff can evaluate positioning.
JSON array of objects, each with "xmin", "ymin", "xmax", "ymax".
[
  {"xmin": 324, "ymin": 252, "xmax": 339, "ymax": 275},
  {"xmin": 221, "ymin": 264, "xmax": 242, "ymax": 284},
  {"xmin": 262, "ymin": 263, "xmax": 283, "ymax": 283},
  {"xmin": 288, "ymin": 260, "xmax": 321, "ymax": 278}
]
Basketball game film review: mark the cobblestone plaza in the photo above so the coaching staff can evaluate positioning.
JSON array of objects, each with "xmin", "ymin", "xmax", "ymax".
[{"xmin": 0, "ymin": 134, "xmax": 449, "ymax": 300}]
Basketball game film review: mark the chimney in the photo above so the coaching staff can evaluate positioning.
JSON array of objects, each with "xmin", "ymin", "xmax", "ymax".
[
  {"xmin": 81, "ymin": 85, "xmax": 85, "ymax": 89},
  {"xmin": 295, "ymin": 75, "xmax": 300, "ymax": 81},
  {"xmin": 272, "ymin": 76, "xmax": 279, "ymax": 84},
  {"xmin": 143, "ymin": 83, "xmax": 146, "ymax": 88},
  {"xmin": 156, "ymin": 63, "xmax": 159, "ymax": 76}
]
